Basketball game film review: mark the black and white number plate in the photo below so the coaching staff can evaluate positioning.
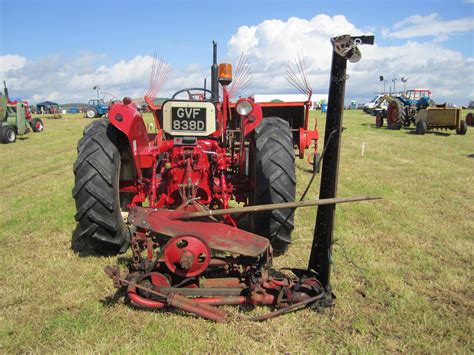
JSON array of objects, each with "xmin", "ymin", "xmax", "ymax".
[{"xmin": 171, "ymin": 107, "xmax": 206, "ymax": 132}]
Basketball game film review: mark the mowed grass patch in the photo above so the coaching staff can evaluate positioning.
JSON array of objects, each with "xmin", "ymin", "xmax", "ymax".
[{"xmin": 0, "ymin": 110, "xmax": 472, "ymax": 352}]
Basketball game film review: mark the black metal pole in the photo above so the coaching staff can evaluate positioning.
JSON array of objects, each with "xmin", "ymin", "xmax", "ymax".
[
  {"xmin": 308, "ymin": 49, "xmax": 347, "ymax": 290},
  {"xmin": 308, "ymin": 34, "xmax": 374, "ymax": 300}
]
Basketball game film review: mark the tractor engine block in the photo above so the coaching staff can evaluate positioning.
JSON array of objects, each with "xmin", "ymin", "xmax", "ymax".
[{"xmin": 157, "ymin": 139, "xmax": 231, "ymax": 208}]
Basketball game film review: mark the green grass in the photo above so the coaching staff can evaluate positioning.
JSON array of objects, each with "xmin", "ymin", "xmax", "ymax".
[{"xmin": 0, "ymin": 111, "xmax": 473, "ymax": 353}]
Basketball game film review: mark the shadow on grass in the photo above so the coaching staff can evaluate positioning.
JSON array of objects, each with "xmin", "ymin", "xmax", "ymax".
[
  {"xmin": 360, "ymin": 123, "xmax": 378, "ymax": 128},
  {"xmin": 101, "ymin": 288, "xmax": 127, "ymax": 307},
  {"xmin": 360, "ymin": 123, "xmax": 399, "ymax": 130},
  {"xmin": 405, "ymin": 128, "xmax": 451, "ymax": 137},
  {"xmin": 467, "ymin": 154, "xmax": 474, "ymax": 158},
  {"xmin": 296, "ymin": 164, "xmax": 314, "ymax": 174}
]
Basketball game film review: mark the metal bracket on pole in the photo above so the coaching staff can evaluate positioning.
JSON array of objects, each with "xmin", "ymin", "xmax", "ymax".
[{"xmin": 308, "ymin": 34, "xmax": 375, "ymax": 304}]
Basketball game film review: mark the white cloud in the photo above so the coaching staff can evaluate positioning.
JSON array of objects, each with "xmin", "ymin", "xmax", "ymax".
[
  {"xmin": 226, "ymin": 14, "xmax": 474, "ymax": 105},
  {"xmin": 0, "ymin": 53, "xmax": 206, "ymax": 103},
  {"xmin": 388, "ymin": 13, "xmax": 474, "ymax": 39},
  {"xmin": 0, "ymin": 55, "xmax": 27, "ymax": 72},
  {"xmin": 1, "ymin": 13, "xmax": 473, "ymax": 106}
]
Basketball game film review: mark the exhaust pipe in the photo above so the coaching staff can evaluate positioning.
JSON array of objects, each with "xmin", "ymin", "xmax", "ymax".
[{"xmin": 211, "ymin": 41, "xmax": 218, "ymax": 102}]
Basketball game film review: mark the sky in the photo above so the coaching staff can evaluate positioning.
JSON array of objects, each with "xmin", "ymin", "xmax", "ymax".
[{"xmin": 1, "ymin": 0, "xmax": 473, "ymax": 105}]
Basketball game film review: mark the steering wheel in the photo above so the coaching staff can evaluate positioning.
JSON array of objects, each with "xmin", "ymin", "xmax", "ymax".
[{"xmin": 171, "ymin": 88, "xmax": 216, "ymax": 101}]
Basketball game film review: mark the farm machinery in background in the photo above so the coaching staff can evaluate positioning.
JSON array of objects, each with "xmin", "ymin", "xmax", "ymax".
[
  {"xmin": 374, "ymin": 88, "xmax": 431, "ymax": 129},
  {"xmin": 85, "ymin": 98, "xmax": 109, "ymax": 118},
  {"xmin": 73, "ymin": 36, "xmax": 378, "ymax": 321},
  {"xmin": 374, "ymin": 88, "xmax": 467, "ymax": 135},
  {"xmin": 0, "ymin": 81, "xmax": 44, "ymax": 144}
]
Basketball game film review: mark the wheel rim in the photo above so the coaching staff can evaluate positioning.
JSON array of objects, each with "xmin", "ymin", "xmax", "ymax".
[
  {"xmin": 87, "ymin": 110, "xmax": 95, "ymax": 118},
  {"xmin": 7, "ymin": 130, "xmax": 15, "ymax": 142},
  {"xmin": 36, "ymin": 122, "xmax": 43, "ymax": 131}
]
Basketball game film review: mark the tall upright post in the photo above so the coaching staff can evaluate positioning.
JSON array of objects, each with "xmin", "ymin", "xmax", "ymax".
[
  {"xmin": 308, "ymin": 35, "xmax": 374, "ymax": 299},
  {"xmin": 211, "ymin": 41, "xmax": 218, "ymax": 102}
]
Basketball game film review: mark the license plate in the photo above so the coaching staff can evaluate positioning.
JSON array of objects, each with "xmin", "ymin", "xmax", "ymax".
[{"xmin": 171, "ymin": 107, "xmax": 206, "ymax": 132}]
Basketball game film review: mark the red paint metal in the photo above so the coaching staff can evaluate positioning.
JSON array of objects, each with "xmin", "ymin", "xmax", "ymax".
[
  {"xmin": 128, "ymin": 207, "xmax": 270, "ymax": 257},
  {"xmin": 167, "ymin": 293, "xmax": 228, "ymax": 322},
  {"xmin": 163, "ymin": 235, "xmax": 211, "ymax": 277},
  {"xmin": 200, "ymin": 277, "xmax": 244, "ymax": 288}
]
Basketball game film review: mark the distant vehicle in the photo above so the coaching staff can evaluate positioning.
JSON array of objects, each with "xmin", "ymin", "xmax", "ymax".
[
  {"xmin": 363, "ymin": 94, "xmax": 383, "ymax": 113},
  {"xmin": 1, "ymin": 82, "xmax": 44, "ymax": 144},
  {"xmin": 85, "ymin": 99, "xmax": 108, "ymax": 118}
]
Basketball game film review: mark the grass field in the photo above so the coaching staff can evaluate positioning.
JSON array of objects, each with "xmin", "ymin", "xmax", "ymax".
[{"xmin": 0, "ymin": 110, "xmax": 473, "ymax": 353}]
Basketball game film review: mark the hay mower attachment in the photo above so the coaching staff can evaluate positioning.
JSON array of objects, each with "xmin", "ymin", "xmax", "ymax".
[
  {"xmin": 105, "ymin": 196, "xmax": 379, "ymax": 322},
  {"xmin": 74, "ymin": 34, "xmax": 375, "ymax": 321}
]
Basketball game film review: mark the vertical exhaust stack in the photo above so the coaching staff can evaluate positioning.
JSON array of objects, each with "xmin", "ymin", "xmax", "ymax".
[
  {"xmin": 3, "ymin": 81, "xmax": 9, "ymax": 101},
  {"xmin": 211, "ymin": 41, "xmax": 219, "ymax": 102}
]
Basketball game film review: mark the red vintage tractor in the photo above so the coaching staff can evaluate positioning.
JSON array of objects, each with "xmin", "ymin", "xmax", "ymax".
[
  {"xmin": 73, "ymin": 37, "xmax": 377, "ymax": 321},
  {"xmin": 73, "ymin": 43, "xmax": 318, "ymax": 257}
]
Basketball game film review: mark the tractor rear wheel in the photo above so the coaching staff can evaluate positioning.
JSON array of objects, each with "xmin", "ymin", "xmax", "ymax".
[
  {"xmin": 86, "ymin": 107, "xmax": 98, "ymax": 118},
  {"xmin": 250, "ymin": 117, "xmax": 296, "ymax": 256},
  {"xmin": 31, "ymin": 118, "xmax": 44, "ymax": 132},
  {"xmin": 1, "ymin": 126, "xmax": 16, "ymax": 144},
  {"xmin": 387, "ymin": 99, "xmax": 405, "ymax": 130},
  {"xmin": 72, "ymin": 119, "xmax": 132, "ymax": 255}
]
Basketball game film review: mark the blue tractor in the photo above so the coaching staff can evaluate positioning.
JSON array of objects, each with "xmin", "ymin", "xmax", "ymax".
[
  {"xmin": 85, "ymin": 99, "xmax": 108, "ymax": 118},
  {"xmin": 376, "ymin": 89, "xmax": 432, "ymax": 129}
]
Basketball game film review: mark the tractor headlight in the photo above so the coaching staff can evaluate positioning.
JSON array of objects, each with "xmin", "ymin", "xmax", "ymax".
[{"xmin": 236, "ymin": 99, "xmax": 254, "ymax": 116}]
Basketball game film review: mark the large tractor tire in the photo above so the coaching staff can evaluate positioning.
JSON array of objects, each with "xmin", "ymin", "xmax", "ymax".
[
  {"xmin": 250, "ymin": 117, "xmax": 296, "ymax": 256},
  {"xmin": 1, "ymin": 126, "xmax": 17, "ymax": 144},
  {"xmin": 72, "ymin": 119, "xmax": 132, "ymax": 255},
  {"xmin": 386, "ymin": 99, "xmax": 405, "ymax": 130}
]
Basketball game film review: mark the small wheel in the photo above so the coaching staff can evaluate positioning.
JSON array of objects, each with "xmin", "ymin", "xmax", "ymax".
[
  {"xmin": 403, "ymin": 120, "xmax": 411, "ymax": 127},
  {"xmin": 416, "ymin": 120, "xmax": 427, "ymax": 135},
  {"xmin": 1, "ymin": 126, "xmax": 16, "ymax": 144},
  {"xmin": 86, "ymin": 107, "xmax": 98, "ymax": 118},
  {"xmin": 375, "ymin": 114, "xmax": 383, "ymax": 128},
  {"xmin": 127, "ymin": 272, "xmax": 170, "ymax": 309},
  {"xmin": 456, "ymin": 121, "xmax": 467, "ymax": 135},
  {"xmin": 31, "ymin": 118, "xmax": 44, "ymax": 132}
]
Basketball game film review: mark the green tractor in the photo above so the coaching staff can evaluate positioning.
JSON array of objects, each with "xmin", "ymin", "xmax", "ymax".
[{"xmin": 0, "ymin": 83, "xmax": 44, "ymax": 144}]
